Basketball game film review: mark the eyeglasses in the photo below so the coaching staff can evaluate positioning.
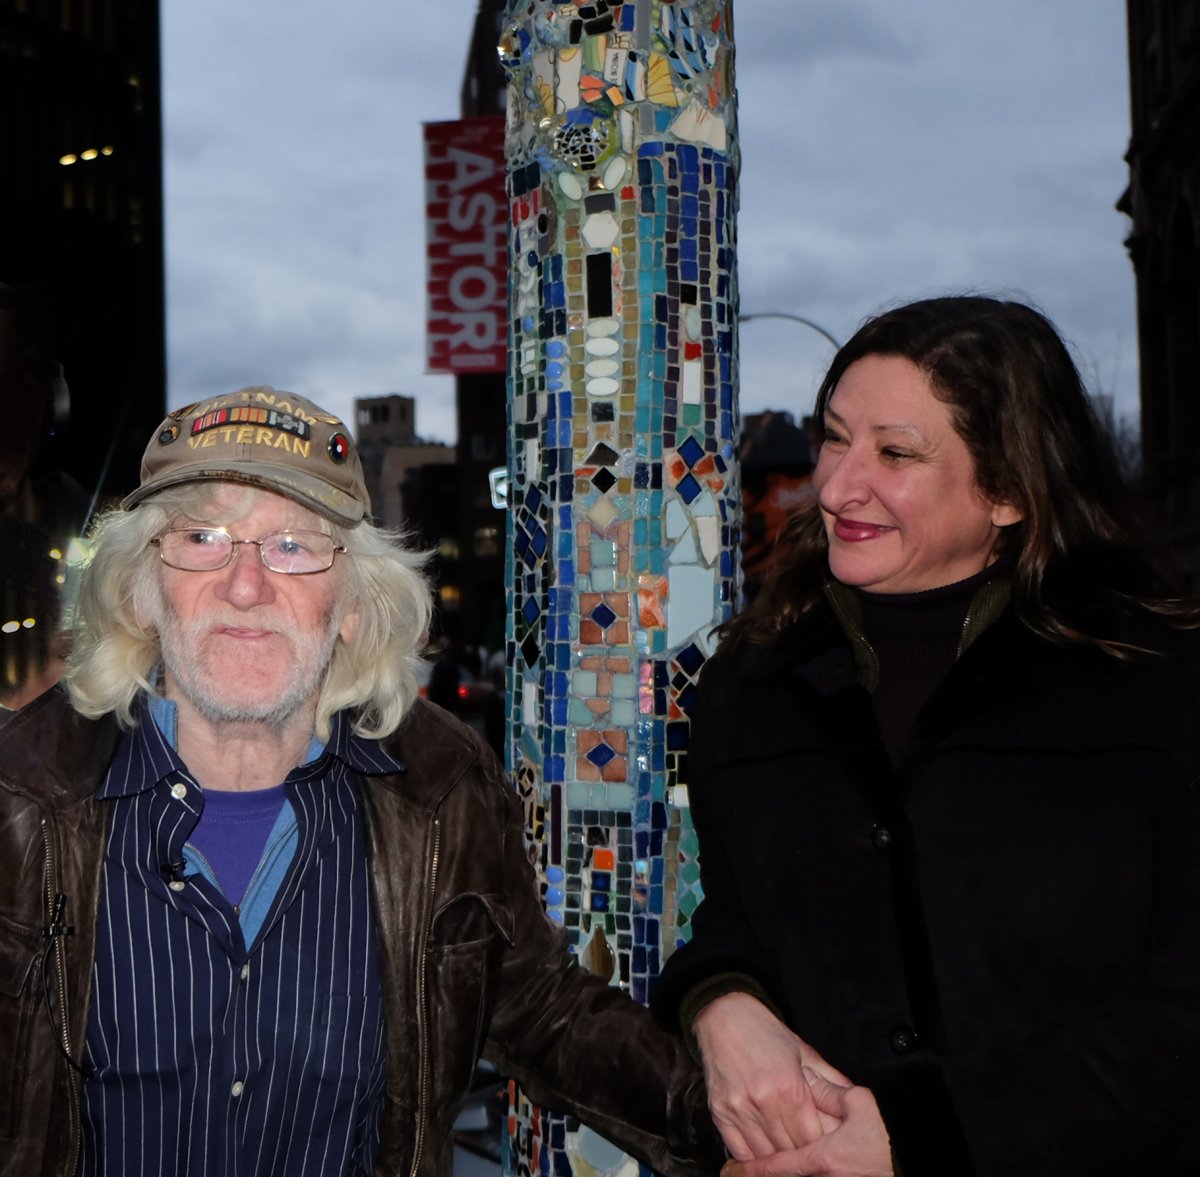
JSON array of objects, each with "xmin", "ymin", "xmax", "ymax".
[{"xmin": 151, "ymin": 528, "xmax": 346, "ymax": 575}]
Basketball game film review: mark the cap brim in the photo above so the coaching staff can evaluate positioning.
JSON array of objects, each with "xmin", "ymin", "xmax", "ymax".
[{"xmin": 122, "ymin": 464, "xmax": 366, "ymax": 527}]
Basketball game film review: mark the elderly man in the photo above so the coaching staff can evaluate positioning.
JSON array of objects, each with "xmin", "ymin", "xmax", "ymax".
[{"xmin": 0, "ymin": 388, "xmax": 719, "ymax": 1177}]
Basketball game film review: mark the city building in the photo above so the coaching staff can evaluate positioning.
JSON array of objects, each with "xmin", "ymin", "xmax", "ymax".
[
  {"xmin": 1122, "ymin": 0, "xmax": 1200, "ymax": 580},
  {"xmin": 1, "ymin": 0, "xmax": 165, "ymax": 508},
  {"xmin": 353, "ymin": 393, "xmax": 505, "ymax": 650}
]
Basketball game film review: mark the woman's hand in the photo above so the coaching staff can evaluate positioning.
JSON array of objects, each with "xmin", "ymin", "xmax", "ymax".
[
  {"xmin": 719, "ymin": 1069, "xmax": 893, "ymax": 1177},
  {"xmin": 692, "ymin": 992, "xmax": 850, "ymax": 1159}
]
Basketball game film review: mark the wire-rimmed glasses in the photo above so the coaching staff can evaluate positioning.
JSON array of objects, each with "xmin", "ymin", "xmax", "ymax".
[{"xmin": 150, "ymin": 528, "xmax": 346, "ymax": 575}]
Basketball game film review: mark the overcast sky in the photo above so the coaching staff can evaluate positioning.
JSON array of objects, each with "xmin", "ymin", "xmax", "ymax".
[{"xmin": 163, "ymin": 0, "xmax": 1137, "ymax": 445}]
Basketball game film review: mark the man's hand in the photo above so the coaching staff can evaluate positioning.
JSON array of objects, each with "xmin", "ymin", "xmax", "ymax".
[
  {"xmin": 719, "ymin": 1069, "xmax": 893, "ymax": 1177},
  {"xmin": 692, "ymin": 993, "xmax": 850, "ymax": 1160}
]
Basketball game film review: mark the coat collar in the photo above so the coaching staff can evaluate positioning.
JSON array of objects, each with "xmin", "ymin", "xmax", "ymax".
[
  {"xmin": 0, "ymin": 686, "xmax": 119, "ymax": 807},
  {"xmin": 0, "ymin": 689, "xmax": 484, "ymax": 817}
]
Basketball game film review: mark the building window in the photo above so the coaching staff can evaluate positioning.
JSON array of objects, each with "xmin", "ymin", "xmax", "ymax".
[
  {"xmin": 439, "ymin": 536, "xmax": 462, "ymax": 559},
  {"xmin": 469, "ymin": 433, "xmax": 498, "ymax": 461},
  {"xmin": 439, "ymin": 584, "xmax": 461, "ymax": 612},
  {"xmin": 473, "ymin": 526, "xmax": 500, "ymax": 556}
]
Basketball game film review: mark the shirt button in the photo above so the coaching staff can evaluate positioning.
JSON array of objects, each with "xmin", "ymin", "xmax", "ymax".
[
  {"xmin": 168, "ymin": 880, "xmax": 186, "ymax": 892},
  {"xmin": 170, "ymin": 782, "xmax": 188, "ymax": 800},
  {"xmin": 240, "ymin": 964, "xmax": 250, "ymax": 981},
  {"xmin": 231, "ymin": 1081, "xmax": 244, "ymax": 1097},
  {"xmin": 889, "ymin": 1025, "xmax": 919, "ymax": 1055},
  {"xmin": 872, "ymin": 825, "xmax": 892, "ymax": 850}
]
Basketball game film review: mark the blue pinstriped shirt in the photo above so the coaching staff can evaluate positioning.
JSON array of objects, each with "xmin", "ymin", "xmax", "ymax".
[{"xmin": 77, "ymin": 703, "xmax": 401, "ymax": 1177}]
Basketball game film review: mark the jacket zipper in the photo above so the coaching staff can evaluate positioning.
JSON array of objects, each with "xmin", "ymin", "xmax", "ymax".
[
  {"xmin": 409, "ymin": 816, "xmax": 441, "ymax": 1177},
  {"xmin": 957, "ymin": 604, "xmax": 975, "ymax": 658},
  {"xmin": 41, "ymin": 817, "xmax": 81, "ymax": 1177}
]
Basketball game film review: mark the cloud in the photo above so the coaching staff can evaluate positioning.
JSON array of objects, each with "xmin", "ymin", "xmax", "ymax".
[{"xmin": 162, "ymin": 0, "xmax": 1139, "ymax": 444}]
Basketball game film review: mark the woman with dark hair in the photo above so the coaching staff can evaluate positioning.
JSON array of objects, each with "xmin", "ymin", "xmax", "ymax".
[{"xmin": 652, "ymin": 296, "xmax": 1200, "ymax": 1177}]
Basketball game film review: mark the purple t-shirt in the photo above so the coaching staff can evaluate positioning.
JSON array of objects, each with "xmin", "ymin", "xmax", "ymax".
[{"xmin": 187, "ymin": 783, "xmax": 288, "ymax": 906}]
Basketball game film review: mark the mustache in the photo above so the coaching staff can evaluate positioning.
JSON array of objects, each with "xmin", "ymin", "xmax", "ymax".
[{"xmin": 156, "ymin": 604, "xmax": 306, "ymax": 646}]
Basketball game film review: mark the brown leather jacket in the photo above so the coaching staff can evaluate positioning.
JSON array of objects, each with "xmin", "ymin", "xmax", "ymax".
[{"xmin": 0, "ymin": 689, "xmax": 720, "ymax": 1177}]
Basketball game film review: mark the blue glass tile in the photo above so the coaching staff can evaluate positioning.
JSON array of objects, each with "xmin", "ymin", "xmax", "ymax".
[
  {"xmin": 591, "ymin": 602, "xmax": 617, "ymax": 628},
  {"xmin": 590, "ymin": 893, "xmax": 610, "ymax": 913},
  {"xmin": 676, "ymin": 473, "xmax": 701, "ymax": 504},
  {"xmin": 586, "ymin": 742, "xmax": 616, "ymax": 769},
  {"xmin": 678, "ymin": 435, "xmax": 704, "ymax": 466}
]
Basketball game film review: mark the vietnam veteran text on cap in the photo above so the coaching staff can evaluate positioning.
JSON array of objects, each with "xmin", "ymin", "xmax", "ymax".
[{"xmin": 122, "ymin": 387, "xmax": 369, "ymax": 526}]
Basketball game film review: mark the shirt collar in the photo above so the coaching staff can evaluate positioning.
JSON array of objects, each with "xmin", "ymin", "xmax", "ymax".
[{"xmin": 99, "ymin": 694, "xmax": 403, "ymax": 801}]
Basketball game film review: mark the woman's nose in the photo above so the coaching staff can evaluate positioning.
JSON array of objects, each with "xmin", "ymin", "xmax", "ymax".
[{"xmin": 815, "ymin": 446, "xmax": 869, "ymax": 511}]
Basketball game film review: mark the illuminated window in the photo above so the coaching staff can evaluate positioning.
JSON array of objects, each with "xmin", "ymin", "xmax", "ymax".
[
  {"xmin": 439, "ymin": 585, "xmax": 461, "ymax": 612},
  {"xmin": 473, "ymin": 526, "xmax": 500, "ymax": 556},
  {"xmin": 438, "ymin": 536, "xmax": 461, "ymax": 559}
]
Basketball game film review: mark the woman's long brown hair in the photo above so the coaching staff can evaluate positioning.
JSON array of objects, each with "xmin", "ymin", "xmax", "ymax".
[{"xmin": 729, "ymin": 296, "xmax": 1197, "ymax": 656}]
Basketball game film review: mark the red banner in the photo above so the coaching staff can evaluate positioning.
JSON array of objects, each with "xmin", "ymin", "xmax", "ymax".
[{"xmin": 424, "ymin": 117, "xmax": 508, "ymax": 374}]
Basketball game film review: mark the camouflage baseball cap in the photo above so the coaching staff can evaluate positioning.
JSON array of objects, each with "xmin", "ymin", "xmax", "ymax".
[{"xmin": 122, "ymin": 386, "xmax": 368, "ymax": 525}]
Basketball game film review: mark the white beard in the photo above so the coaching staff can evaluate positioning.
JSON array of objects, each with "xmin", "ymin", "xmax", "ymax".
[{"xmin": 150, "ymin": 585, "xmax": 345, "ymax": 732}]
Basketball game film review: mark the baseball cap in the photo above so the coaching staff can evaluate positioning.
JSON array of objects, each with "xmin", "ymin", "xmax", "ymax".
[{"xmin": 122, "ymin": 387, "xmax": 369, "ymax": 526}]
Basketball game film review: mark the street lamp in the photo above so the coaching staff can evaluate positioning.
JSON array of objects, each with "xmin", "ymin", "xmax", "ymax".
[{"xmin": 738, "ymin": 311, "xmax": 842, "ymax": 350}]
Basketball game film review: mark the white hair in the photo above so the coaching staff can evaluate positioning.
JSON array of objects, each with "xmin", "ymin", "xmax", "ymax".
[{"xmin": 64, "ymin": 483, "xmax": 434, "ymax": 743}]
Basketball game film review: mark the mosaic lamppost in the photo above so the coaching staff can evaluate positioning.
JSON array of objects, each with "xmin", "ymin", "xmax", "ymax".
[{"xmin": 499, "ymin": 2, "xmax": 739, "ymax": 1174}]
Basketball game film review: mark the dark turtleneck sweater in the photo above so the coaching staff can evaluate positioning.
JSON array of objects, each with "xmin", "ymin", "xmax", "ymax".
[{"xmin": 858, "ymin": 560, "xmax": 1008, "ymax": 766}]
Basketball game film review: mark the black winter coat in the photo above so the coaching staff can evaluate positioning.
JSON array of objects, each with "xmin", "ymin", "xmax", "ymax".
[{"xmin": 653, "ymin": 599, "xmax": 1200, "ymax": 1177}]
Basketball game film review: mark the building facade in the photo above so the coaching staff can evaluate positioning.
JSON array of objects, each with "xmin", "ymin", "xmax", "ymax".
[
  {"xmin": 1122, "ymin": 0, "xmax": 1200, "ymax": 580},
  {"xmin": 1, "ymin": 0, "xmax": 165, "ymax": 507}
]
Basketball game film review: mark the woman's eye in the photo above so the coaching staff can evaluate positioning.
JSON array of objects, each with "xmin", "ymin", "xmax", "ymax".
[
  {"xmin": 276, "ymin": 537, "xmax": 304, "ymax": 556},
  {"xmin": 185, "ymin": 530, "xmax": 220, "ymax": 546},
  {"xmin": 881, "ymin": 448, "xmax": 911, "ymax": 462}
]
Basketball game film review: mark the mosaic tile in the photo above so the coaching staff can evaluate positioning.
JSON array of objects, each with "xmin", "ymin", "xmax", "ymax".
[{"xmin": 501, "ymin": 2, "xmax": 738, "ymax": 1172}]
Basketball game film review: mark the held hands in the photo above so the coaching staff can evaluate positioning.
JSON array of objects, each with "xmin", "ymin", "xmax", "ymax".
[
  {"xmin": 720, "ymin": 1070, "xmax": 893, "ymax": 1177},
  {"xmin": 692, "ymin": 993, "xmax": 892, "ymax": 1177},
  {"xmin": 691, "ymin": 993, "xmax": 849, "ymax": 1157}
]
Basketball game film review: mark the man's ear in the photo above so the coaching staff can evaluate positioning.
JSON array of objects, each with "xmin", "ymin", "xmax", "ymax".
[{"xmin": 338, "ymin": 602, "xmax": 362, "ymax": 645}]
